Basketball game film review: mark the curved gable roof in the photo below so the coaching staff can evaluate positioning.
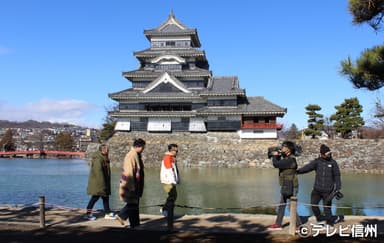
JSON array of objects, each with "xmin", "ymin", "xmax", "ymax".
[
  {"xmin": 151, "ymin": 54, "xmax": 186, "ymax": 64},
  {"xmin": 142, "ymin": 72, "xmax": 191, "ymax": 94},
  {"xmin": 144, "ymin": 11, "xmax": 201, "ymax": 47}
]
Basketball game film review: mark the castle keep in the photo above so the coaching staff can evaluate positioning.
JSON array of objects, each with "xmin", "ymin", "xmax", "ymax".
[{"xmin": 109, "ymin": 12, "xmax": 286, "ymax": 139}]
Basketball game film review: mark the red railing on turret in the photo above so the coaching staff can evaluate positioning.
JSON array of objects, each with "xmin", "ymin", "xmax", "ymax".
[{"xmin": 241, "ymin": 123, "xmax": 283, "ymax": 130}]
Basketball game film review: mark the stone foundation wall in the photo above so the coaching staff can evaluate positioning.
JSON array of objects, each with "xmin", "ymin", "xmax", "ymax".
[{"xmin": 86, "ymin": 132, "xmax": 384, "ymax": 174}]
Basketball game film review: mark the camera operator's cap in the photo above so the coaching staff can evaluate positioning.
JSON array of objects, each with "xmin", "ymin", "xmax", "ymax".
[{"xmin": 320, "ymin": 144, "xmax": 331, "ymax": 154}]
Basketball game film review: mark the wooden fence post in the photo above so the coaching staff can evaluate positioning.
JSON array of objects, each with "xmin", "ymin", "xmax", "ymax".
[
  {"xmin": 289, "ymin": 196, "xmax": 297, "ymax": 235},
  {"xmin": 39, "ymin": 196, "xmax": 46, "ymax": 228}
]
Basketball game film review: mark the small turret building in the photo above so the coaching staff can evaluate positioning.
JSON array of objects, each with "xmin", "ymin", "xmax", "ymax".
[{"xmin": 109, "ymin": 12, "xmax": 286, "ymax": 139}]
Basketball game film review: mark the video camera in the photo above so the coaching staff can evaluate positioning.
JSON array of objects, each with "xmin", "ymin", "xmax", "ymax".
[
  {"xmin": 267, "ymin": 146, "xmax": 282, "ymax": 159},
  {"xmin": 267, "ymin": 143, "xmax": 302, "ymax": 159}
]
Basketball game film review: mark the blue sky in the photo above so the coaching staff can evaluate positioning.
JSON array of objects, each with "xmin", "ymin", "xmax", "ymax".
[{"xmin": 0, "ymin": 0, "xmax": 383, "ymax": 129}]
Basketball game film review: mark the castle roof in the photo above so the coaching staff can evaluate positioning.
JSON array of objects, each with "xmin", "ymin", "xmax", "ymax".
[
  {"xmin": 196, "ymin": 96, "xmax": 286, "ymax": 116},
  {"xmin": 200, "ymin": 76, "xmax": 245, "ymax": 96},
  {"xmin": 108, "ymin": 88, "xmax": 201, "ymax": 101},
  {"xmin": 134, "ymin": 48, "xmax": 207, "ymax": 62},
  {"xmin": 143, "ymin": 11, "xmax": 201, "ymax": 47},
  {"xmin": 109, "ymin": 110, "xmax": 196, "ymax": 118},
  {"xmin": 122, "ymin": 68, "xmax": 211, "ymax": 79}
]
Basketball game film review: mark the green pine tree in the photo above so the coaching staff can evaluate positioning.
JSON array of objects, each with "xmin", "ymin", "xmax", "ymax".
[
  {"xmin": 330, "ymin": 97, "xmax": 365, "ymax": 138},
  {"xmin": 340, "ymin": 0, "xmax": 384, "ymax": 90},
  {"xmin": 55, "ymin": 132, "xmax": 74, "ymax": 151},
  {"xmin": 304, "ymin": 104, "xmax": 324, "ymax": 138},
  {"xmin": 285, "ymin": 123, "xmax": 300, "ymax": 140},
  {"xmin": 98, "ymin": 104, "xmax": 118, "ymax": 142},
  {"xmin": 0, "ymin": 129, "xmax": 16, "ymax": 151}
]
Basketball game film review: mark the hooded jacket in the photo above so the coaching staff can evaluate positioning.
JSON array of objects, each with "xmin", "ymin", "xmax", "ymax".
[
  {"xmin": 87, "ymin": 151, "xmax": 111, "ymax": 196},
  {"xmin": 297, "ymin": 157, "xmax": 341, "ymax": 192}
]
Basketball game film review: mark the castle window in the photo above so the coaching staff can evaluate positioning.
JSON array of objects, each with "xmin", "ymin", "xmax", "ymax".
[
  {"xmin": 253, "ymin": 130, "xmax": 264, "ymax": 134},
  {"xmin": 145, "ymin": 104, "xmax": 192, "ymax": 111},
  {"xmin": 166, "ymin": 41, "xmax": 175, "ymax": 47},
  {"xmin": 156, "ymin": 64, "xmax": 181, "ymax": 71}
]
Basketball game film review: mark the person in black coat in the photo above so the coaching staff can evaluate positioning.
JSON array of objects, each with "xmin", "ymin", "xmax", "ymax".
[{"xmin": 297, "ymin": 144, "xmax": 342, "ymax": 225}]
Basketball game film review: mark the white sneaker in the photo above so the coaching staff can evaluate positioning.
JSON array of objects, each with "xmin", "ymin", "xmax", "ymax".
[
  {"xmin": 85, "ymin": 214, "xmax": 96, "ymax": 221},
  {"xmin": 104, "ymin": 212, "xmax": 116, "ymax": 220}
]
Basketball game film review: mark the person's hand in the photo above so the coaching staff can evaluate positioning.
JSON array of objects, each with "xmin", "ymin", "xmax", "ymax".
[{"xmin": 272, "ymin": 151, "xmax": 279, "ymax": 156}]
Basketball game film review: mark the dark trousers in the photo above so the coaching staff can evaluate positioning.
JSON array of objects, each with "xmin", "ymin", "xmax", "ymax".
[
  {"xmin": 275, "ymin": 194, "xmax": 302, "ymax": 226},
  {"xmin": 86, "ymin": 195, "xmax": 110, "ymax": 214},
  {"xmin": 162, "ymin": 184, "xmax": 177, "ymax": 229},
  {"xmin": 118, "ymin": 201, "xmax": 140, "ymax": 228},
  {"xmin": 311, "ymin": 189, "xmax": 333, "ymax": 224}
]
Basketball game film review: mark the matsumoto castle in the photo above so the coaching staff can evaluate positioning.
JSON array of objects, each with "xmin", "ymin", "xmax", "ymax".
[{"xmin": 109, "ymin": 12, "xmax": 286, "ymax": 139}]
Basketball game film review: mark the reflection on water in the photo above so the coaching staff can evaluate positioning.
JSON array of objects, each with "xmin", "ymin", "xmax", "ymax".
[{"xmin": 0, "ymin": 159, "xmax": 383, "ymax": 216}]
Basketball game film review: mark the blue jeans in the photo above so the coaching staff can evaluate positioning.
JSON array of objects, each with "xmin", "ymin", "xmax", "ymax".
[{"xmin": 86, "ymin": 195, "xmax": 110, "ymax": 214}]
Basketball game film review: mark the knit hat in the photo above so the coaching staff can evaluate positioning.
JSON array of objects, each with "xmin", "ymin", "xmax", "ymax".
[{"xmin": 320, "ymin": 144, "xmax": 330, "ymax": 154}]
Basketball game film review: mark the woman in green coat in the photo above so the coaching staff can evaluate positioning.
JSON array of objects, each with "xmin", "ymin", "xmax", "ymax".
[{"xmin": 85, "ymin": 144, "xmax": 115, "ymax": 220}]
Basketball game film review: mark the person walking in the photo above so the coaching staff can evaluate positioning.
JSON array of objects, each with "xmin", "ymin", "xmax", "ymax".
[
  {"xmin": 116, "ymin": 138, "xmax": 146, "ymax": 228},
  {"xmin": 160, "ymin": 144, "xmax": 180, "ymax": 231},
  {"xmin": 297, "ymin": 144, "xmax": 342, "ymax": 226},
  {"xmin": 85, "ymin": 144, "xmax": 115, "ymax": 220},
  {"xmin": 268, "ymin": 141, "xmax": 302, "ymax": 230}
]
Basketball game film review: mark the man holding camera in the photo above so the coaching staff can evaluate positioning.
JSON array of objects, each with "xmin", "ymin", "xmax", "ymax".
[
  {"xmin": 268, "ymin": 141, "xmax": 302, "ymax": 230},
  {"xmin": 296, "ymin": 144, "xmax": 342, "ymax": 226}
]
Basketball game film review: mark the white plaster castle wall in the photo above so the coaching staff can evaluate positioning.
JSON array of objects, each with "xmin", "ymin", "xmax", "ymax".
[{"xmin": 238, "ymin": 129, "xmax": 277, "ymax": 139}]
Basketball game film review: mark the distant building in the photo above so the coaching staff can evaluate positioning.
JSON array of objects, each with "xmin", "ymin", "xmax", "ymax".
[
  {"xmin": 109, "ymin": 12, "xmax": 286, "ymax": 139},
  {"xmin": 77, "ymin": 128, "xmax": 99, "ymax": 151}
]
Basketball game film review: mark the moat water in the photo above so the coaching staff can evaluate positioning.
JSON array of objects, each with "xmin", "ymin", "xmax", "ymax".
[{"xmin": 0, "ymin": 158, "xmax": 383, "ymax": 216}]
